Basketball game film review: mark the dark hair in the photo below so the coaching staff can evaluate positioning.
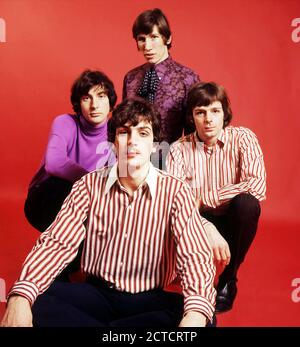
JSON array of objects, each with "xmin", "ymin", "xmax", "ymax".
[
  {"xmin": 186, "ymin": 82, "xmax": 233, "ymax": 129},
  {"xmin": 108, "ymin": 98, "xmax": 161, "ymax": 143},
  {"xmin": 132, "ymin": 8, "xmax": 172, "ymax": 49},
  {"xmin": 70, "ymin": 70, "xmax": 117, "ymax": 115}
]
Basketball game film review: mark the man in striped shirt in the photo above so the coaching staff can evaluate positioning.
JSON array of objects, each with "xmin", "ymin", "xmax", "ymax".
[
  {"xmin": 166, "ymin": 82, "xmax": 266, "ymax": 314},
  {"xmin": 1, "ymin": 98, "xmax": 216, "ymax": 327}
]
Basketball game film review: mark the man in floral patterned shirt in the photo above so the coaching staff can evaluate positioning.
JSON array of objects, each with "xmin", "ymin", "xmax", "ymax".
[{"xmin": 123, "ymin": 8, "xmax": 200, "ymax": 163}]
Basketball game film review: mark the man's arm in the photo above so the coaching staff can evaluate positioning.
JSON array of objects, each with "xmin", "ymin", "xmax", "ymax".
[
  {"xmin": 7, "ymin": 176, "xmax": 90, "ymax": 306},
  {"xmin": 203, "ymin": 128, "xmax": 267, "ymax": 209},
  {"xmin": 166, "ymin": 144, "xmax": 229, "ymax": 269},
  {"xmin": 122, "ymin": 75, "xmax": 128, "ymax": 100},
  {"xmin": 171, "ymin": 184, "xmax": 216, "ymax": 326},
  {"xmin": 0, "ymin": 296, "xmax": 32, "ymax": 327},
  {"xmin": 45, "ymin": 115, "xmax": 88, "ymax": 183}
]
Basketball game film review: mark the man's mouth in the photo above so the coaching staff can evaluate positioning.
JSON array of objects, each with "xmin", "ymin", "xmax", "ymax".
[{"xmin": 145, "ymin": 53, "xmax": 155, "ymax": 59}]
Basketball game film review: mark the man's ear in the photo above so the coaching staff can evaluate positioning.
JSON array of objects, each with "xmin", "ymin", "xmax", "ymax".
[{"xmin": 166, "ymin": 35, "xmax": 172, "ymax": 46}]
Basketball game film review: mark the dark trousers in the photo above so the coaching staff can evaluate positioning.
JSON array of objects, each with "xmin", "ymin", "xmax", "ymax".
[
  {"xmin": 201, "ymin": 193, "xmax": 261, "ymax": 288},
  {"xmin": 24, "ymin": 176, "xmax": 73, "ymax": 232},
  {"xmin": 32, "ymin": 279, "xmax": 184, "ymax": 327}
]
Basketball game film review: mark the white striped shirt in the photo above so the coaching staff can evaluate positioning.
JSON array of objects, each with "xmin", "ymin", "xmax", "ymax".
[
  {"xmin": 9, "ymin": 163, "xmax": 216, "ymax": 320},
  {"xmin": 166, "ymin": 127, "xmax": 266, "ymax": 209}
]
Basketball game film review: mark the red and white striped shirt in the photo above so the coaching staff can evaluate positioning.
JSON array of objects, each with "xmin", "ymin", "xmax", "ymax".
[
  {"xmin": 9, "ymin": 163, "xmax": 216, "ymax": 320},
  {"xmin": 166, "ymin": 127, "xmax": 266, "ymax": 209}
]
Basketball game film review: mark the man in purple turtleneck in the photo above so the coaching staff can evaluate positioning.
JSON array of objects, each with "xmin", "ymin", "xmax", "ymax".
[
  {"xmin": 24, "ymin": 70, "xmax": 117, "ymax": 233},
  {"xmin": 123, "ymin": 8, "xmax": 200, "ymax": 150}
]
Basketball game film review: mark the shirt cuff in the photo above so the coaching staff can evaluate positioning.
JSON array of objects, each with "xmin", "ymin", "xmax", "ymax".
[
  {"xmin": 184, "ymin": 295, "xmax": 215, "ymax": 323},
  {"xmin": 7, "ymin": 281, "xmax": 40, "ymax": 306}
]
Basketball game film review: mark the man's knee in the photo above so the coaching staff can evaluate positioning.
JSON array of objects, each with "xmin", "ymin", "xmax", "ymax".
[{"xmin": 230, "ymin": 193, "xmax": 261, "ymax": 218}]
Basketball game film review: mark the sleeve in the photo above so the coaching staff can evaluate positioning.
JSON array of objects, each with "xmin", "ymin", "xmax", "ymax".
[
  {"xmin": 44, "ymin": 115, "xmax": 88, "ymax": 182},
  {"xmin": 208, "ymin": 129, "xmax": 267, "ymax": 208},
  {"xmin": 183, "ymin": 71, "xmax": 200, "ymax": 135},
  {"xmin": 7, "ymin": 176, "xmax": 90, "ymax": 304},
  {"xmin": 171, "ymin": 184, "xmax": 216, "ymax": 321},
  {"xmin": 122, "ymin": 74, "xmax": 128, "ymax": 100},
  {"xmin": 166, "ymin": 143, "xmax": 210, "ymax": 227},
  {"xmin": 166, "ymin": 143, "xmax": 187, "ymax": 181}
]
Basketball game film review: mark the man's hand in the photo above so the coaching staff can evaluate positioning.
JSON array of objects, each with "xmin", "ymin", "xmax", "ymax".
[
  {"xmin": 205, "ymin": 222, "xmax": 231, "ymax": 269},
  {"xmin": 0, "ymin": 296, "xmax": 33, "ymax": 327},
  {"xmin": 179, "ymin": 311, "xmax": 207, "ymax": 327}
]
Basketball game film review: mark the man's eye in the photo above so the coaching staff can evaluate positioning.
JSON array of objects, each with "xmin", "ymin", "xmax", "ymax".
[
  {"xmin": 82, "ymin": 96, "xmax": 89, "ymax": 102},
  {"xmin": 140, "ymin": 132, "xmax": 149, "ymax": 136}
]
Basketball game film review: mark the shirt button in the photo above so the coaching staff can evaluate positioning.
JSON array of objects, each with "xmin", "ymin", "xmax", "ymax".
[{"xmin": 124, "ymin": 234, "xmax": 127, "ymax": 238}]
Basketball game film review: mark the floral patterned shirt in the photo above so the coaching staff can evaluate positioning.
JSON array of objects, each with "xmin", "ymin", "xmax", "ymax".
[{"xmin": 123, "ymin": 56, "xmax": 200, "ymax": 144}]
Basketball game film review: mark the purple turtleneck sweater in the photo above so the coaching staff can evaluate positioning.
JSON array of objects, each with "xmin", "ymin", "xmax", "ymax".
[{"xmin": 29, "ymin": 114, "xmax": 113, "ymax": 189}]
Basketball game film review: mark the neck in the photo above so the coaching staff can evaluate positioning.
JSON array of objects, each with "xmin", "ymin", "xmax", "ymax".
[
  {"xmin": 118, "ymin": 162, "xmax": 150, "ymax": 197},
  {"xmin": 204, "ymin": 138, "xmax": 218, "ymax": 147},
  {"xmin": 79, "ymin": 115, "xmax": 108, "ymax": 134},
  {"xmin": 154, "ymin": 51, "xmax": 169, "ymax": 65}
]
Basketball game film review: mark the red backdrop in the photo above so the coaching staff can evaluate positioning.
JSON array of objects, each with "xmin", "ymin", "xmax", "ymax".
[{"xmin": 0, "ymin": 0, "xmax": 299, "ymax": 326}]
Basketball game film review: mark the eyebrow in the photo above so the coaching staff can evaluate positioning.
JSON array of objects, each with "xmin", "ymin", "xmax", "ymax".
[
  {"xmin": 118, "ymin": 125, "xmax": 152, "ymax": 131},
  {"xmin": 83, "ymin": 88, "xmax": 106, "ymax": 97},
  {"xmin": 194, "ymin": 106, "xmax": 222, "ymax": 110}
]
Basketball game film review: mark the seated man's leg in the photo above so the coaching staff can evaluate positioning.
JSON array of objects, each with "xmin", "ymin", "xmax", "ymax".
[
  {"xmin": 87, "ymin": 279, "xmax": 184, "ymax": 327},
  {"xmin": 32, "ymin": 281, "xmax": 115, "ymax": 327},
  {"xmin": 202, "ymin": 193, "xmax": 261, "ymax": 313},
  {"xmin": 24, "ymin": 176, "xmax": 73, "ymax": 232},
  {"xmin": 221, "ymin": 193, "xmax": 261, "ymax": 285}
]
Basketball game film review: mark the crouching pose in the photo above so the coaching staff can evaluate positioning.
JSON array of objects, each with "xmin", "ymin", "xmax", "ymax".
[{"xmin": 167, "ymin": 82, "xmax": 266, "ymax": 313}]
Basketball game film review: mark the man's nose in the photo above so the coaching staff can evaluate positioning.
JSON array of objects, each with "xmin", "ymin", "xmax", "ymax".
[
  {"xmin": 205, "ymin": 112, "xmax": 213, "ymax": 123},
  {"xmin": 128, "ymin": 132, "xmax": 138, "ymax": 145},
  {"xmin": 90, "ymin": 97, "xmax": 98, "ymax": 109},
  {"xmin": 144, "ymin": 38, "xmax": 152, "ymax": 50}
]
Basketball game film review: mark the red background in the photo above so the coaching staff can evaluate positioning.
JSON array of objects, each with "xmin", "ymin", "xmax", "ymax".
[{"xmin": 0, "ymin": 0, "xmax": 299, "ymax": 326}]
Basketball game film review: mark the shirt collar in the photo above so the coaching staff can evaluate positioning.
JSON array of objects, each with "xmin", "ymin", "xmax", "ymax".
[
  {"xmin": 147, "ymin": 55, "xmax": 172, "ymax": 77},
  {"xmin": 104, "ymin": 162, "xmax": 158, "ymax": 198},
  {"xmin": 193, "ymin": 128, "xmax": 225, "ymax": 146}
]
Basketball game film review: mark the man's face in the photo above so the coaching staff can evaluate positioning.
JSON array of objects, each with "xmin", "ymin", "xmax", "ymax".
[
  {"xmin": 136, "ymin": 25, "xmax": 170, "ymax": 65},
  {"xmin": 114, "ymin": 118, "xmax": 156, "ymax": 174},
  {"xmin": 192, "ymin": 101, "xmax": 224, "ymax": 145},
  {"xmin": 80, "ymin": 85, "xmax": 110, "ymax": 126}
]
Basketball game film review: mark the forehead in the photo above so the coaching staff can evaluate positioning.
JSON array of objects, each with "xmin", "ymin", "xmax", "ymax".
[
  {"xmin": 138, "ymin": 25, "xmax": 161, "ymax": 37},
  {"xmin": 194, "ymin": 101, "xmax": 222, "ymax": 110},
  {"xmin": 121, "ymin": 118, "xmax": 153, "ymax": 130},
  {"xmin": 87, "ymin": 84, "xmax": 106, "ymax": 95}
]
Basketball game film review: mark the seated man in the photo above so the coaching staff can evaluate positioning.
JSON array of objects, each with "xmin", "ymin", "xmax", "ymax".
[
  {"xmin": 1, "ymin": 98, "xmax": 216, "ymax": 327},
  {"xmin": 166, "ymin": 82, "xmax": 266, "ymax": 313},
  {"xmin": 24, "ymin": 69, "xmax": 117, "ymax": 233}
]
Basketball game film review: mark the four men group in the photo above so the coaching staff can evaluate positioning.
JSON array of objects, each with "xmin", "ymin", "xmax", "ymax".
[{"xmin": 1, "ymin": 8, "xmax": 266, "ymax": 327}]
